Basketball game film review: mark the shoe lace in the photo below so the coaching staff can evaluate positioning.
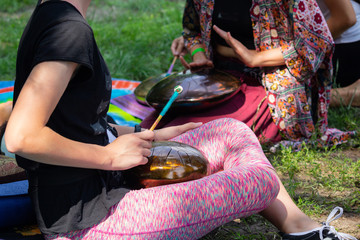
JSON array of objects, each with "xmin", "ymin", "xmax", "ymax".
[{"xmin": 319, "ymin": 206, "xmax": 358, "ymax": 240}]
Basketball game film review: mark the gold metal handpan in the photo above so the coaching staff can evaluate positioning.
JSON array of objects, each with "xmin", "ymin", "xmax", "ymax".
[
  {"xmin": 134, "ymin": 72, "xmax": 176, "ymax": 105},
  {"xmin": 125, "ymin": 141, "xmax": 208, "ymax": 188},
  {"xmin": 146, "ymin": 69, "xmax": 240, "ymax": 111}
]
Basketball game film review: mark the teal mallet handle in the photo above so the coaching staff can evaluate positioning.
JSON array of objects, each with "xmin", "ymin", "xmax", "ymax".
[
  {"xmin": 149, "ymin": 85, "xmax": 183, "ymax": 131},
  {"xmin": 159, "ymin": 86, "xmax": 182, "ymax": 115}
]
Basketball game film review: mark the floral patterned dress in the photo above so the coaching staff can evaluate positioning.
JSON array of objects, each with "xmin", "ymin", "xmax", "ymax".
[{"xmin": 182, "ymin": 0, "xmax": 355, "ymax": 150}]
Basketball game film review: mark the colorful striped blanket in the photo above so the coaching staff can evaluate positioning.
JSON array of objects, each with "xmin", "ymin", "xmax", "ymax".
[{"xmin": 0, "ymin": 79, "xmax": 154, "ymax": 127}]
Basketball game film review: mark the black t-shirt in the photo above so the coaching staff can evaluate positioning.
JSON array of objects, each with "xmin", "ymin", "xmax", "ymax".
[
  {"xmin": 15, "ymin": 1, "xmax": 129, "ymax": 234},
  {"xmin": 212, "ymin": 0, "xmax": 255, "ymax": 50}
]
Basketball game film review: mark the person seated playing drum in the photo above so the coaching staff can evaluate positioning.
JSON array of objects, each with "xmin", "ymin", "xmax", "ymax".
[
  {"xmin": 140, "ymin": 0, "xmax": 356, "ymax": 151},
  {"xmin": 3, "ymin": 0, "xmax": 280, "ymax": 238}
]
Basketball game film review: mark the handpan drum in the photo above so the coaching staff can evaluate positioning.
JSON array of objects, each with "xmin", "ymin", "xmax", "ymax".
[
  {"xmin": 146, "ymin": 69, "xmax": 240, "ymax": 111},
  {"xmin": 134, "ymin": 72, "xmax": 176, "ymax": 105},
  {"xmin": 124, "ymin": 141, "xmax": 208, "ymax": 188}
]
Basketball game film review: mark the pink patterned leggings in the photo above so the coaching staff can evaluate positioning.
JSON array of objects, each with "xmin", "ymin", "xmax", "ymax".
[{"xmin": 46, "ymin": 118, "xmax": 280, "ymax": 240}]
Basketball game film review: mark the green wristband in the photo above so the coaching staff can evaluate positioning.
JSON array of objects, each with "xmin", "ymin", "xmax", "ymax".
[{"xmin": 191, "ymin": 47, "xmax": 205, "ymax": 57}]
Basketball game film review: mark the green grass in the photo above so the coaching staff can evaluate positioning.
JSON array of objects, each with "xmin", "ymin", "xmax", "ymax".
[
  {"xmin": 270, "ymin": 144, "xmax": 360, "ymax": 213},
  {"xmin": 88, "ymin": 0, "xmax": 186, "ymax": 80},
  {"xmin": 0, "ymin": 0, "xmax": 186, "ymax": 81},
  {"xmin": 1, "ymin": 0, "xmax": 360, "ymax": 238},
  {"xmin": 0, "ymin": 2, "xmax": 33, "ymax": 80}
]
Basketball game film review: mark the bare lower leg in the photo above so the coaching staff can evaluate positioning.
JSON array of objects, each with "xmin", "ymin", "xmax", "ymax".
[
  {"xmin": 260, "ymin": 179, "xmax": 320, "ymax": 234},
  {"xmin": 330, "ymin": 79, "xmax": 360, "ymax": 107}
]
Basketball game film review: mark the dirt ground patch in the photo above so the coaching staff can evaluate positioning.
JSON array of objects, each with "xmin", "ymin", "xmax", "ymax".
[{"xmin": 202, "ymin": 211, "xmax": 360, "ymax": 239}]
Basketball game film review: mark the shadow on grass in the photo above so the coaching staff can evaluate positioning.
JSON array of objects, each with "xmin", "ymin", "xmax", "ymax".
[{"xmin": 201, "ymin": 215, "xmax": 280, "ymax": 240}]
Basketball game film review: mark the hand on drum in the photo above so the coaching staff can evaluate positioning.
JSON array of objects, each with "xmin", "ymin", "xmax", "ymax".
[
  {"xmin": 104, "ymin": 130, "xmax": 154, "ymax": 170},
  {"xmin": 154, "ymin": 122, "xmax": 203, "ymax": 141}
]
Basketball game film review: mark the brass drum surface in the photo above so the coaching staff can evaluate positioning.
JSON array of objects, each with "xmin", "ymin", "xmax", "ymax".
[
  {"xmin": 124, "ymin": 141, "xmax": 208, "ymax": 188},
  {"xmin": 146, "ymin": 69, "xmax": 240, "ymax": 111}
]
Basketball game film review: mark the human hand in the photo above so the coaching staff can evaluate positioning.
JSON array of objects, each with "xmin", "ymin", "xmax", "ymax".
[
  {"xmin": 105, "ymin": 130, "xmax": 155, "ymax": 170},
  {"xmin": 154, "ymin": 122, "xmax": 202, "ymax": 141},
  {"xmin": 179, "ymin": 53, "xmax": 214, "ymax": 73},
  {"xmin": 171, "ymin": 36, "xmax": 188, "ymax": 57},
  {"xmin": 213, "ymin": 25, "xmax": 258, "ymax": 67}
]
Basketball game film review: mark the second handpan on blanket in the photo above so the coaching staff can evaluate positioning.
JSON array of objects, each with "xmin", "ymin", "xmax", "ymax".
[{"xmin": 146, "ymin": 69, "xmax": 241, "ymax": 111}]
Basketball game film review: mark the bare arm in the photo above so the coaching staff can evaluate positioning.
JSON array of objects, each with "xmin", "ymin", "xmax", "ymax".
[
  {"xmin": 5, "ymin": 61, "xmax": 153, "ymax": 171},
  {"xmin": 111, "ymin": 122, "xmax": 203, "ymax": 141},
  {"xmin": 213, "ymin": 25, "xmax": 285, "ymax": 68},
  {"xmin": 324, "ymin": 0, "xmax": 356, "ymax": 39},
  {"xmin": 110, "ymin": 124, "xmax": 136, "ymax": 136}
]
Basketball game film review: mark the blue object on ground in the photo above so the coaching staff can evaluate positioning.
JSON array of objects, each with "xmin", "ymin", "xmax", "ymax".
[{"xmin": 0, "ymin": 180, "xmax": 36, "ymax": 228}]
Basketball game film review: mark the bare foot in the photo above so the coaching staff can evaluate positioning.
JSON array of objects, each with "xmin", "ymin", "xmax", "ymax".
[{"xmin": 330, "ymin": 79, "xmax": 360, "ymax": 107}]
